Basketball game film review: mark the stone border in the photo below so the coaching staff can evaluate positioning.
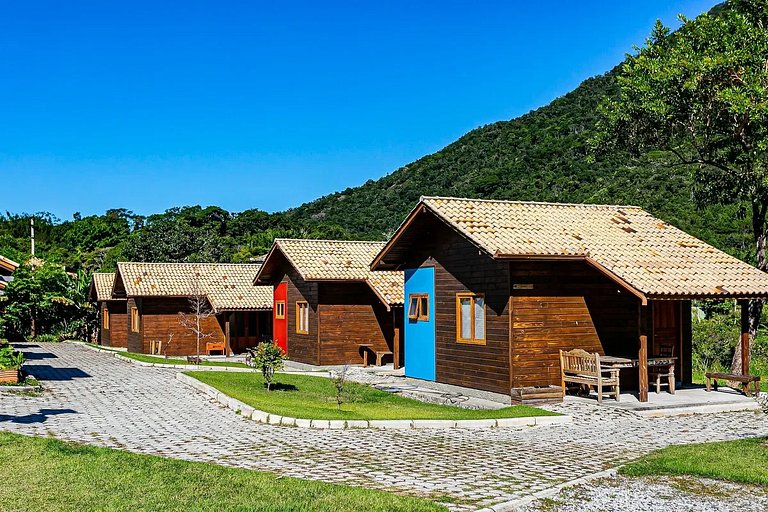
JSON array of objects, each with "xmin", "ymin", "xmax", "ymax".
[
  {"xmin": 176, "ymin": 372, "xmax": 572, "ymax": 430},
  {"xmin": 0, "ymin": 383, "xmax": 42, "ymax": 393},
  {"xmin": 75, "ymin": 342, "xmax": 253, "ymax": 372}
]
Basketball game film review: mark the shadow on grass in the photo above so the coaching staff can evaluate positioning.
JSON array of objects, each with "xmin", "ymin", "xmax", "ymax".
[
  {"xmin": 0, "ymin": 408, "xmax": 77, "ymax": 424},
  {"xmin": 267, "ymin": 382, "xmax": 298, "ymax": 392}
]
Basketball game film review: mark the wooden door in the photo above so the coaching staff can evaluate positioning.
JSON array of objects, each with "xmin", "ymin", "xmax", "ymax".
[
  {"xmin": 404, "ymin": 267, "xmax": 436, "ymax": 381},
  {"xmin": 652, "ymin": 301, "xmax": 681, "ymax": 381},
  {"xmin": 273, "ymin": 283, "xmax": 288, "ymax": 353}
]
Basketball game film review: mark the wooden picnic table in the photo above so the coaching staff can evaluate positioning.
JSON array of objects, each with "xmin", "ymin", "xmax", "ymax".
[
  {"xmin": 600, "ymin": 355, "xmax": 677, "ymax": 368},
  {"xmin": 600, "ymin": 355, "xmax": 677, "ymax": 394}
]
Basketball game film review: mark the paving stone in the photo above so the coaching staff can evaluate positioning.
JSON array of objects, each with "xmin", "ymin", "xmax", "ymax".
[{"xmin": 4, "ymin": 342, "xmax": 768, "ymax": 512}]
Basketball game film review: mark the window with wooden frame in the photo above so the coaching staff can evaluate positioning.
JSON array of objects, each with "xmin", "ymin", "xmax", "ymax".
[
  {"xmin": 456, "ymin": 293, "xmax": 485, "ymax": 344},
  {"xmin": 103, "ymin": 308, "xmax": 110, "ymax": 330},
  {"xmin": 275, "ymin": 301, "xmax": 285, "ymax": 319},
  {"xmin": 296, "ymin": 301, "xmax": 309, "ymax": 334},
  {"xmin": 407, "ymin": 294, "xmax": 430, "ymax": 321},
  {"xmin": 130, "ymin": 307, "xmax": 140, "ymax": 333}
]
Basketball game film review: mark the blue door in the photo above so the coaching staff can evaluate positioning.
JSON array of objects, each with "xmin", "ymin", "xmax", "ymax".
[{"xmin": 404, "ymin": 267, "xmax": 436, "ymax": 381}]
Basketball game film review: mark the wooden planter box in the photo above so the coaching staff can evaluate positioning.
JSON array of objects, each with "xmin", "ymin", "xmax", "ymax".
[
  {"xmin": 511, "ymin": 385, "xmax": 563, "ymax": 405},
  {"xmin": 0, "ymin": 369, "xmax": 20, "ymax": 384}
]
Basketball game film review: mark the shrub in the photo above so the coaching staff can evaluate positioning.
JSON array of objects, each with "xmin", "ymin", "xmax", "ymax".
[
  {"xmin": 252, "ymin": 341, "xmax": 286, "ymax": 391},
  {"xmin": 330, "ymin": 365, "xmax": 350, "ymax": 410},
  {"xmin": 0, "ymin": 345, "xmax": 24, "ymax": 370},
  {"xmin": 31, "ymin": 333, "xmax": 60, "ymax": 343},
  {"xmin": 692, "ymin": 312, "xmax": 738, "ymax": 374}
]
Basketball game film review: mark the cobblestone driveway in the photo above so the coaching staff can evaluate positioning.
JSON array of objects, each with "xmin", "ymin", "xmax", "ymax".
[{"xmin": 1, "ymin": 343, "xmax": 766, "ymax": 511}]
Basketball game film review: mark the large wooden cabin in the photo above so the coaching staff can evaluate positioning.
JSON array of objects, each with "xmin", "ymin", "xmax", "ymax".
[
  {"xmin": 372, "ymin": 197, "xmax": 768, "ymax": 402},
  {"xmin": 89, "ymin": 272, "xmax": 128, "ymax": 348},
  {"xmin": 254, "ymin": 239, "xmax": 403, "ymax": 366},
  {"xmin": 109, "ymin": 262, "xmax": 273, "ymax": 356}
]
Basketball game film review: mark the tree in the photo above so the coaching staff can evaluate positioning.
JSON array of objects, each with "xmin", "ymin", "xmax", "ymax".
[
  {"xmin": 251, "ymin": 341, "xmax": 286, "ymax": 391},
  {"xmin": 592, "ymin": 0, "xmax": 768, "ymax": 373},
  {"xmin": 0, "ymin": 262, "xmax": 71, "ymax": 340},
  {"xmin": 177, "ymin": 270, "xmax": 215, "ymax": 362}
]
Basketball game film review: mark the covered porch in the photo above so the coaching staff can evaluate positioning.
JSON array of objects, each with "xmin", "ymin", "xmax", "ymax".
[
  {"xmin": 630, "ymin": 296, "xmax": 755, "ymax": 403},
  {"xmin": 218, "ymin": 310, "xmax": 272, "ymax": 355}
]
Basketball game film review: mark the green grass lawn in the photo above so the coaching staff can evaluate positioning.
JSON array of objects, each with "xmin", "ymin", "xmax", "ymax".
[
  {"xmin": 0, "ymin": 432, "xmax": 445, "ymax": 512},
  {"xmin": 621, "ymin": 437, "xmax": 768, "ymax": 487},
  {"xmin": 118, "ymin": 351, "xmax": 248, "ymax": 368},
  {"xmin": 188, "ymin": 371, "xmax": 558, "ymax": 420}
]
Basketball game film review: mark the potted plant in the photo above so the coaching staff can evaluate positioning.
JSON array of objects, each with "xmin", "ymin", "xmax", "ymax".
[{"xmin": 0, "ymin": 345, "xmax": 24, "ymax": 384}]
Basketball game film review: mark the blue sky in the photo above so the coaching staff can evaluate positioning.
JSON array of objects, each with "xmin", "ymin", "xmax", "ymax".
[{"xmin": 2, "ymin": 0, "xmax": 719, "ymax": 220}]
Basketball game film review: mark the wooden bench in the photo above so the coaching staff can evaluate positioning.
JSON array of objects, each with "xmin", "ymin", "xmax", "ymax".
[
  {"xmin": 206, "ymin": 342, "xmax": 226, "ymax": 356},
  {"xmin": 359, "ymin": 344, "xmax": 393, "ymax": 367},
  {"xmin": 705, "ymin": 372, "xmax": 761, "ymax": 397},
  {"xmin": 560, "ymin": 349, "xmax": 620, "ymax": 404}
]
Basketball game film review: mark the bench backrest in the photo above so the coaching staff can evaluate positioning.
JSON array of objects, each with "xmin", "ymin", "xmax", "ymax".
[{"xmin": 560, "ymin": 349, "xmax": 601, "ymax": 377}]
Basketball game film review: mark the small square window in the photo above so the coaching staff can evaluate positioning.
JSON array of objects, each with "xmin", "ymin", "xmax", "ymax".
[
  {"xmin": 275, "ymin": 301, "xmax": 285, "ymax": 319},
  {"xmin": 407, "ymin": 294, "xmax": 429, "ymax": 322}
]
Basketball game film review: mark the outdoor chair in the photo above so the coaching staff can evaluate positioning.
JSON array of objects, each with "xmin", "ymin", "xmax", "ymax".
[{"xmin": 649, "ymin": 342, "xmax": 675, "ymax": 394}]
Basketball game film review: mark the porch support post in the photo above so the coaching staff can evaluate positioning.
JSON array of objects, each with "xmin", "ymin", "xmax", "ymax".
[
  {"xmin": 739, "ymin": 300, "xmax": 750, "ymax": 376},
  {"xmin": 393, "ymin": 326, "xmax": 401, "ymax": 370},
  {"xmin": 225, "ymin": 313, "xmax": 232, "ymax": 357},
  {"xmin": 638, "ymin": 303, "xmax": 650, "ymax": 403}
]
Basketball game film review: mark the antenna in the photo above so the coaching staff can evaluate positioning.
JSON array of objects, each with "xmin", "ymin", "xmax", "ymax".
[{"xmin": 30, "ymin": 217, "xmax": 35, "ymax": 256}]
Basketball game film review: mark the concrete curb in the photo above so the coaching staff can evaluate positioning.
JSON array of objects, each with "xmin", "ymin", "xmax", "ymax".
[
  {"xmin": 475, "ymin": 468, "xmax": 618, "ymax": 512},
  {"xmin": 175, "ymin": 372, "xmax": 572, "ymax": 430},
  {"xmin": 0, "ymin": 384, "xmax": 42, "ymax": 393}
]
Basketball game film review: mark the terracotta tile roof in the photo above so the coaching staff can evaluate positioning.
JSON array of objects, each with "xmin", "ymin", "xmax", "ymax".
[
  {"xmin": 264, "ymin": 239, "xmax": 404, "ymax": 306},
  {"xmin": 0, "ymin": 255, "xmax": 19, "ymax": 273},
  {"xmin": 376, "ymin": 196, "xmax": 768, "ymax": 300},
  {"xmin": 116, "ymin": 262, "xmax": 272, "ymax": 311},
  {"xmin": 90, "ymin": 273, "xmax": 120, "ymax": 302}
]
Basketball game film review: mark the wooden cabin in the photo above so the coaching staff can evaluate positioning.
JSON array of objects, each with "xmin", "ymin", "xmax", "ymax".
[
  {"xmin": 254, "ymin": 239, "xmax": 404, "ymax": 366},
  {"xmin": 0, "ymin": 255, "xmax": 19, "ymax": 296},
  {"xmin": 112, "ymin": 262, "xmax": 273, "ymax": 356},
  {"xmin": 89, "ymin": 272, "xmax": 128, "ymax": 348},
  {"xmin": 371, "ymin": 197, "xmax": 768, "ymax": 402}
]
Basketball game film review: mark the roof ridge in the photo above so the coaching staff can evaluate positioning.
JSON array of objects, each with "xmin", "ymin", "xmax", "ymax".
[
  {"xmin": 275, "ymin": 238, "xmax": 387, "ymax": 244},
  {"xmin": 421, "ymin": 196, "xmax": 643, "ymax": 210},
  {"xmin": 117, "ymin": 261, "xmax": 258, "ymax": 266}
]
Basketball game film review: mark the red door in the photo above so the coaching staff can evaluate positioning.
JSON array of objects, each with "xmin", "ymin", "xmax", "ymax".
[{"xmin": 273, "ymin": 283, "xmax": 288, "ymax": 353}]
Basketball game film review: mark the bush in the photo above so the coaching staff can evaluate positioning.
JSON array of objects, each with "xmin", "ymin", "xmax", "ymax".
[
  {"xmin": 31, "ymin": 333, "xmax": 60, "ymax": 343},
  {"xmin": 0, "ymin": 345, "xmax": 24, "ymax": 370},
  {"xmin": 251, "ymin": 341, "xmax": 287, "ymax": 391},
  {"xmin": 692, "ymin": 312, "xmax": 738, "ymax": 374}
]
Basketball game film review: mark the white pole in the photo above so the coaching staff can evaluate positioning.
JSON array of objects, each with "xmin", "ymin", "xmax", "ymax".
[{"xmin": 30, "ymin": 217, "xmax": 35, "ymax": 256}]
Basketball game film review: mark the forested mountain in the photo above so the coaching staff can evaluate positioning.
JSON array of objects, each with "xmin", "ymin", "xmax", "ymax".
[
  {"xmin": 286, "ymin": 67, "xmax": 752, "ymax": 262},
  {"xmin": 0, "ymin": 1, "xmax": 756, "ymax": 271}
]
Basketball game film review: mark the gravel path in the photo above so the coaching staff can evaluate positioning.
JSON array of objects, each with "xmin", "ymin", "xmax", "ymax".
[
  {"xmin": 2, "ymin": 342, "xmax": 767, "ymax": 511},
  {"xmin": 521, "ymin": 475, "xmax": 768, "ymax": 512}
]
